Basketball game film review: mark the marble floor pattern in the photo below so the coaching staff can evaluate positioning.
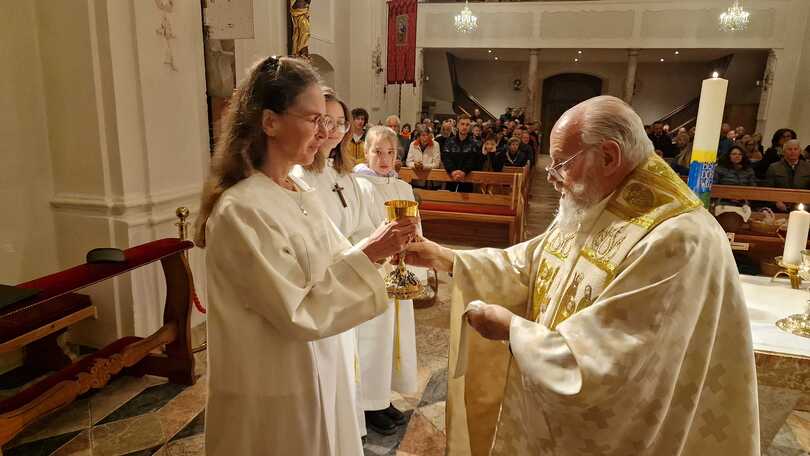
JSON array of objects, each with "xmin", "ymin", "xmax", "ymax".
[{"xmin": 3, "ymin": 159, "xmax": 810, "ymax": 455}]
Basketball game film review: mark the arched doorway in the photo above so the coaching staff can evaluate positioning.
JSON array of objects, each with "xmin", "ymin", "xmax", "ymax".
[
  {"xmin": 309, "ymin": 54, "xmax": 335, "ymax": 88},
  {"xmin": 540, "ymin": 73, "xmax": 603, "ymax": 153}
]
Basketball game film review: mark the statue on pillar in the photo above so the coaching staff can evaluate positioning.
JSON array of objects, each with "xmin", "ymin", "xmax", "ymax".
[{"xmin": 288, "ymin": 0, "xmax": 312, "ymax": 57}]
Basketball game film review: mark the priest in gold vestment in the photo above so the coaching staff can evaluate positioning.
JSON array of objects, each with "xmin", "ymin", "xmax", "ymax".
[{"xmin": 404, "ymin": 96, "xmax": 759, "ymax": 455}]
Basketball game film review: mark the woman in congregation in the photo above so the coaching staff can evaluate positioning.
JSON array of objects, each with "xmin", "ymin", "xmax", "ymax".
[
  {"xmin": 738, "ymin": 134, "xmax": 763, "ymax": 163},
  {"xmin": 714, "ymin": 145, "xmax": 757, "ymax": 206},
  {"xmin": 196, "ymin": 56, "xmax": 417, "ymax": 456},
  {"xmin": 405, "ymin": 124, "xmax": 442, "ymax": 189},
  {"xmin": 353, "ymin": 126, "xmax": 422, "ymax": 436}
]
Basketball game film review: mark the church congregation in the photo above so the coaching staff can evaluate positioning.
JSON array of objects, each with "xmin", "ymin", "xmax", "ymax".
[{"xmin": 3, "ymin": 1, "xmax": 810, "ymax": 456}]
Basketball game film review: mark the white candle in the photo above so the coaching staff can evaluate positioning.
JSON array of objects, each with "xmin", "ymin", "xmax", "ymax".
[
  {"xmin": 783, "ymin": 204, "xmax": 810, "ymax": 266},
  {"xmin": 690, "ymin": 75, "xmax": 729, "ymax": 165},
  {"xmin": 687, "ymin": 74, "xmax": 728, "ymax": 207}
]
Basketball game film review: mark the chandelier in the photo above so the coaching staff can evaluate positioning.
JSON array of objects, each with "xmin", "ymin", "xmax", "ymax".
[
  {"xmin": 719, "ymin": 0, "xmax": 750, "ymax": 32},
  {"xmin": 454, "ymin": 0, "xmax": 478, "ymax": 34}
]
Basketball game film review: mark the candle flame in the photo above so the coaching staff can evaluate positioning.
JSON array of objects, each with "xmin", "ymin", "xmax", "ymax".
[
  {"xmin": 712, "ymin": 71, "xmax": 719, "ymax": 78},
  {"xmin": 800, "ymin": 203, "xmax": 806, "ymax": 211}
]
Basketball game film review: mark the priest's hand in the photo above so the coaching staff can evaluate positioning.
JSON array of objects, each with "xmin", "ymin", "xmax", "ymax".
[
  {"xmin": 360, "ymin": 218, "xmax": 418, "ymax": 263},
  {"xmin": 467, "ymin": 303, "xmax": 513, "ymax": 341},
  {"xmin": 398, "ymin": 238, "xmax": 454, "ymax": 272}
]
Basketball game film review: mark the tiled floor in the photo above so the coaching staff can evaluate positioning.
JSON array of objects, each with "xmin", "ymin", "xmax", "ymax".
[{"xmin": 3, "ymin": 160, "xmax": 810, "ymax": 455}]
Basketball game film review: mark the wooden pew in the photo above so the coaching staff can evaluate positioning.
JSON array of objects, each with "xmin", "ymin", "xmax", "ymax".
[
  {"xmin": 709, "ymin": 185, "xmax": 810, "ymax": 264},
  {"xmin": 0, "ymin": 212, "xmax": 197, "ymax": 446},
  {"xmin": 502, "ymin": 163, "xmax": 531, "ymax": 201},
  {"xmin": 398, "ymin": 168, "xmax": 525, "ymax": 247}
]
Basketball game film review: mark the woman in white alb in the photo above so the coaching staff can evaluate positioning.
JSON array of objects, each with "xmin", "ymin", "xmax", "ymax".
[
  {"xmin": 196, "ymin": 57, "xmax": 417, "ymax": 456},
  {"xmin": 292, "ymin": 87, "xmax": 377, "ymax": 436},
  {"xmin": 353, "ymin": 126, "xmax": 422, "ymax": 435}
]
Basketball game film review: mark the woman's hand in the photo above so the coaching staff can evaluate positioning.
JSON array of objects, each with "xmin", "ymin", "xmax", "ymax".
[
  {"xmin": 360, "ymin": 217, "xmax": 418, "ymax": 263},
  {"xmin": 398, "ymin": 238, "xmax": 455, "ymax": 272}
]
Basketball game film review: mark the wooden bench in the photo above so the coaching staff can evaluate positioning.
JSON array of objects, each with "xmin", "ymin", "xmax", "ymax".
[
  {"xmin": 398, "ymin": 168, "xmax": 526, "ymax": 247},
  {"xmin": 709, "ymin": 185, "xmax": 810, "ymax": 265},
  {"xmin": 0, "ymin": 214, "xmax": 197, "ymax": 446},
  {"xmin": 502, "ymin": 163, "xmax": 531, "ymax": 201}
]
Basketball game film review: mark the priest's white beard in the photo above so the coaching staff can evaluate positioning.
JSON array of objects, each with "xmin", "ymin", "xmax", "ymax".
[{"xmin": 556, "ymin": 160, "xmax": 602, "ymax": 234}]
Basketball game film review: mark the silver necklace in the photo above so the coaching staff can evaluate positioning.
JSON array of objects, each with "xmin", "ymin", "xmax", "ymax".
[{"xmin": 280, "ymin": 177, "xmax": 308, "ymax": 216}]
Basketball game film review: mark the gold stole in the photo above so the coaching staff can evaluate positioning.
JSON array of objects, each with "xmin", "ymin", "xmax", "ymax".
[{"xmin": 530, "ymin": 154, "xmax": 701, "ymax": 328}]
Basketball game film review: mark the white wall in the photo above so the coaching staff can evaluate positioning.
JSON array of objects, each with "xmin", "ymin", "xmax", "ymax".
[
  {"xmin": 426, "ymin": 57, "xmax": 718, "ymax": 124},
  {"xmin": 423, "ymin": 50, "xmax": 454, "ymax": 115},
  {"xmin": 632, "ymin": 62, "xmax": 713, "ymax": 123},
  {"xmin": 424, "ymin": 53, "xmax": 771, "ymax": 126},
  {"xmin": 455, "ymin": 59, "xmax": 528, "ymax": 119},
  {"xmin": 26, "ymin": 0, "xmax": 210, "ymax": 345},
  {"xmin": 233, "ymin": 0, "xmax": 287, "ymax": 77},
  {"xmin": 0, "ymin": 2, "xmax": 58, "ymax": 284},
  {"xmin": 791, "ymin": 16, "xmax": 810, "ymax": 144},
  {"xmin": 726, "ymin": 52, "xmax": 768, "ymax": 105}
]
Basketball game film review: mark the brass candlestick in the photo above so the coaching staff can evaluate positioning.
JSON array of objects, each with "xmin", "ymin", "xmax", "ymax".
[
  {"xmin": 775, "ymin": 250, "xmax": 810, "ymax": 339},
  {"xmin": 384, "ymin": 200, "xmax": 424, "ymax": 300},
  {"xmin": 774, "ymin": 256, "xmax": 801, "ymax": 290}
]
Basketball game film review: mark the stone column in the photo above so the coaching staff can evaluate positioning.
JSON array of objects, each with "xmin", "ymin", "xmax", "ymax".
[
  {"xmin": 624, "ymin": 49, "xmax": 639, "ymax": 104},
  {"xmin": 756, "ymin": 49, "xmax": 777, "ymax": 135},
  {"xmin": 527, "ymin": 49, "xmax": 541, "ymax": 123}
]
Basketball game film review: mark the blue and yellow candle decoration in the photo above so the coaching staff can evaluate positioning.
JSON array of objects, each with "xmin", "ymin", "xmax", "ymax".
[{"xmin": 687, "ymin": 73, "xmax": 728, "ymax": 207}]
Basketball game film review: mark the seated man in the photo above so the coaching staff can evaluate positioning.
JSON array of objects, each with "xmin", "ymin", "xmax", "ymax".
[
  {"xmin": 766, "ymin": 139, "xmax": 810, "ymax": 211},
  {"xmin": 404, "ymin": 95, "xmax": 759, "ymax": 456}
]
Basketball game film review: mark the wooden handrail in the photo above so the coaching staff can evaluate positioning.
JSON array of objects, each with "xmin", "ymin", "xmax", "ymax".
[
  {"xmin": 414, "ymin": 189, "xmax": 513, "ymax": 207},
  {"xmin": 5, "ymin": 239, "xmax": 194, "ymax": 317},
  {"xmin": 398, "ymin": 168, "xmax": 519, "ymax": 185},
  {"xmin": 710, "ymin": 185, "xmax": 810, "ymax": 204}
]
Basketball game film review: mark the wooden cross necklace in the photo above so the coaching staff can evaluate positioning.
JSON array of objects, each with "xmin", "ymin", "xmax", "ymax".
[{"xmin": 332, "ymin": 182, "xmax": 347, "ymax": 208}]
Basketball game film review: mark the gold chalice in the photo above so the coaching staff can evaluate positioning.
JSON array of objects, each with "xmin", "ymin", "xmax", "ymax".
[
  {"xmin": 776, "ymin": 250, "xmax": 810, "ymax": 338},
  {"xmin": 384, "ymin": 200, "xmax": 424, "ymax": 300}
]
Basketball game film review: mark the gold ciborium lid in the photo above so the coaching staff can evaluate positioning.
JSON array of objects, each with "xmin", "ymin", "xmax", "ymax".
[
  {"xmin": 385, "ymin": 199, "xmax": 419, "ymax": 221},
  {"xmin": 385, "ymin": 267, "xmax": 424, "ymax": 300}
]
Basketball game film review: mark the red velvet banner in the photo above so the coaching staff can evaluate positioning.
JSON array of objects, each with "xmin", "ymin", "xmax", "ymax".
[{"xmin": 387, "ymin": 0, "xmax": 417, "ymax": 84}]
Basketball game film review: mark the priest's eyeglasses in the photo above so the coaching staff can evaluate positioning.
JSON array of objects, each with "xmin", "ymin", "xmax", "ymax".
[{"xmin": 545, "ymin": 149, "xmax": 586, "ymax": 181}]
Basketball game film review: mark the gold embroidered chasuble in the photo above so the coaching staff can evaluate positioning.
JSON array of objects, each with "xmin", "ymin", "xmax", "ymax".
[{"xmin": 446, "ymin": 155, "xmax": 760, "ymax": 456}]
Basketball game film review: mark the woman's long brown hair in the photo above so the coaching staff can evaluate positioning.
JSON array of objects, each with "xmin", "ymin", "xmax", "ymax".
[{"xmin": 194, "ymin": 56, "xmax": 321, "ymax": 247}]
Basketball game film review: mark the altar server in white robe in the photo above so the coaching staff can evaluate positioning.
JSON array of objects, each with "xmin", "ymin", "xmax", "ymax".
[
  {"xmin": 353, "ymin": 126, "xmax": 422, "ymax": 435},
  {"xmin": 196, "ymin": 56, "xmax": 417, "ymax": 456},
  {"xmin": 403, "ymin": 96, "xmax": 759, "ymax": 455},
  {"xmin": 292, "ymin": 87, "xmax": 377, "ymax": 435}
]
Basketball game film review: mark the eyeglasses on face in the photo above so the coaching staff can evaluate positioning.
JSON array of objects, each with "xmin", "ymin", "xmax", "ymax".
[
  {"xmin": 545, "ymin": 149, "xmax": 586, "ymax": 181},
  {"xmin": 285, "ymin": 111, "xmax": 336, "ymax": 133}
]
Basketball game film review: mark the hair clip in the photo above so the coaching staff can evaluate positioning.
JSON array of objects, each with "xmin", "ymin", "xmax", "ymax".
[{"xmin": 261, "ymin": 55, "xmax": 281, "ymax": 76}]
